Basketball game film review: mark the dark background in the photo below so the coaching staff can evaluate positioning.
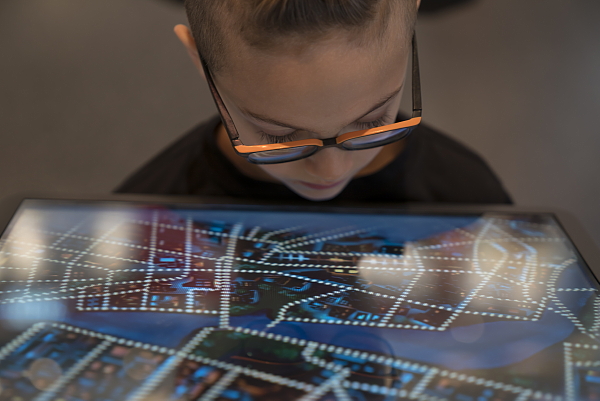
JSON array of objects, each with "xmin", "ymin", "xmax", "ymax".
[{"xmin": 1, "ymin": 0, "xmax": 599, "ymax": 246}]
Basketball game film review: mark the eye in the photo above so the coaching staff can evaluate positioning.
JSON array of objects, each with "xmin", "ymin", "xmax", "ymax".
[
  {"xmin": 354, "ymin": 116, "xmax": 388, "ymax": 130},
  {"xmin": 259, "ymin": 131, "xmax": 301, "ymax": 144}
]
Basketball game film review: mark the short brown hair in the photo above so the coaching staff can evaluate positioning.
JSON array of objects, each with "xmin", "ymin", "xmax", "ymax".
[{"xmin": 184, "ymin": 0, "xmax": 418, "ymax": 72}]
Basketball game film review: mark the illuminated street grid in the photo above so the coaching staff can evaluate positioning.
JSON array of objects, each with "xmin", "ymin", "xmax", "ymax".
[
  {"xmin": 0, "ymin": 209, "xmax": 598, "ymax": 399},
  {"xmin": 0, "ymin": 322, "xmax": 581, "ymax": 401}
]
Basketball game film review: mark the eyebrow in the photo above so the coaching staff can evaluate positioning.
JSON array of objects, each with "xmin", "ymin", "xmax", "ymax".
[{"xmin": 241, "ymin": 86, "xmax": 403, "ymax": 132}]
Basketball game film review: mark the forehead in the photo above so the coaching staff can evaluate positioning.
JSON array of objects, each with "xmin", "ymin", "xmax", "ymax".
[{"xmin": 214, "ymin": 25, "xmax": 410, "ymax": 132}]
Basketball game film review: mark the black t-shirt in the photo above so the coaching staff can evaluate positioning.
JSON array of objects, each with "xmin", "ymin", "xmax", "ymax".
[{"xmin": 115, "ymin": 115, "xmax": 512, "ymax": 204}]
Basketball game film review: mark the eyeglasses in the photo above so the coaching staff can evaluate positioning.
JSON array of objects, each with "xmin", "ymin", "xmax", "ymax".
[{"xmin": 198, "ymin": 34, "xmax": 422, "ymax": 164}]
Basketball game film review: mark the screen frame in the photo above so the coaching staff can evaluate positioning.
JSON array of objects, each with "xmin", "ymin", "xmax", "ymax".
[{"xmin": 1, "ymin": 193, "xmax": 599, "ymax": 283}]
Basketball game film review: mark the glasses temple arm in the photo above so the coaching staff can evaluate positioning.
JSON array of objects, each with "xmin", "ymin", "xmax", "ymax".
[
  {"xmin": 198, "ymin": 54, "xmax": 241, "ymax": 141},
  {"xmin": 411, "ymin": 34, "xmax": 423, "ymax": 119}
]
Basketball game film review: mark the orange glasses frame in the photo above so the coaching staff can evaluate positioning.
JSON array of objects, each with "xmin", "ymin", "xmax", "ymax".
[{"xmin": 198, "ymin": 34, "xmax": 422, "ymax": 163}]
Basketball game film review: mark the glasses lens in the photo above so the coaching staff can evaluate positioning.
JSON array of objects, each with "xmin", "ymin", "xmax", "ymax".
[
  {"xmin": 247, "ymin": 146, "xmax": 319, "ymax": 164},
  {"xmin": 342, "ymin": 127, "xmax": 415, "ymax": 150}
]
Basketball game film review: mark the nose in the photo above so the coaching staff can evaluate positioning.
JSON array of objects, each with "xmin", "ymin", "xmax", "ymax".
[{"xmin": 303, "ymin": 147, "xmax": 352, "ymax": 182}]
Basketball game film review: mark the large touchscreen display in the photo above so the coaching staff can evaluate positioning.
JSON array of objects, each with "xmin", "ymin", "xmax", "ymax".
[{"xmin": 0, "ymin": 200, "xmax": 598, "ymax": 400}]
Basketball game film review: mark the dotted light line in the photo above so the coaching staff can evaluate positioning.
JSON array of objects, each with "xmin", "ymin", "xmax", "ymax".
[
  {"xmin": 290, "ymin": 250, "xmax": 402, "ymax": 258},
  {"xmin": 200, "ymin": 369, "xmax": 241, "ymax": 401},
  {"xmin": 246, "ymin": 226, "xmax": 261, "ymax": 239},
  {"xmin": 79, "ymin": 306, "xmax": 218, "ymax": 314},
  {"xmin": 233, "ymin": 326, "xmax": 312, "ymax": 346},
  {"xmin": 575, "ymin": 360, "xmax": 600, "ymax": 367},
  {"xmin": 259, "ymin": 225, "xmax": 305, "ymax": 241},
  {"xmin": 474, "ymin": 293, "xmax": 541, "ymax": 305},
  {"xmin": 0, "ymin": 288, "xmax": 146, "ymax": 305},
  {"xmin": 182, "ymin": 216, "xmax": 196, "ymax": 313},
  {"xmin": 279, "ymin": 226, "xmax": 355, "ymax": 246},
  {"xmin": 437, "ymin": 369, "xmax": 529, "ymax": 396},
  {"xmin": 312, "ymin": 343, "xmax": 430, "ymax": 373},
  {"xmin": 471, "ymin": 220, "xmax": 494, "ymax": 272},
  {"xmin": 515, "ymin": 390, "xmax": 533, "ymax": 401},
  {"xmin": 573, "ymin": 343, "xmax": 600, "ymax": 350},
  {"xmin": 0, "ymin": 265, "xmax": 29, "ymax": 270},
  {"xmin": 519, "ymin": 239, "xmax": 539, "ymax": 302},
  {"xmin": 530, "ymin": 259, "xmax": 574, "ymax": 321},
  {"xmin": 332, "ymin": 382, "xmax": 352, "ymax": 401},
  {"xmin": 343, "ymin": 380, "xmax": 409, "ymax": 399},
  {"xmin": 24, "ymin": 258, "xmax": 41, "ymax": 297},
  {"xmin": 415, "ymin": 236, "xmax": 567, "ymax": 251},
  {"xmin": 0, "ymin": 274, "xmax": 165, "ymax": 305},
  {"xmin": 438, "ymin": 232, "xmax": 509, "ymax": 330},
  {"xmin": 235, "ymin": 257, "xmax": 357, "ymax": 270},
  {"xmin": 455, "ymin": 227, "xmax": 477, "ymax": 240},
  {"xmin": 409, "ymin": 367, "xmax": 439, "ymax": 398},
  {"xmin": 214, "ymin": 259, "xmax": 224, "ymax": 304},
  {"xmin": 220, "ymin": 224, "xmax": 242, "ymax": 328},
  {"xmin": 282, "ymin": 317, "xmax": 447, "ymax": 330},
  {"xmin": 0, "ymin": 278, "xmax": 105, "ymax": 284},
  {"xmin": 140, "ymin": 211, "xmax": 159, "ymax": 308},
  {"xmin": 550, "ymin": 297, "xmax": 594, "ymax": 338},
  {"xmin": 379, "ymin": 248, "xmax": 425, "ymax": 325},
  {"xmin": 128, "ymin": 219, "xmax": 281, "ymax": 246},
  {"xmin": 258, "ymin": 245, "xmax": 284, "ymax": 263},
  {"xmin": 101, "ymin": 269, "xmax": 115, "ymax": 309},
  {"xmin": 4, "ymin": 239, "xmax": 147, "ymax": 267},
  {"xmin": 284, "ymin": 227, "xmax": 371, "ymax": 249},
  {"xmin": 0, "ymin": 322, "xmax": 46, "ymax": 362},
  {"xmin": 0, "ymin": 283, "xmax": 103, "ymax": 305},
  {"xmin": 0, "ymin": 250, "xmax": 111, "ymax": 272},
  {"xmin": 277, "ymin": 271, "xmax": 350, "ymax": 289},
  {"xmin": 5, "ymin": 233, "xmax": 226, "ymax": 265},
  {"xmin": 564, "ymin": 342, "xmax": 575, "ymax": 401},
  {"xmin": 298, "ymin": 368, "xmax": 350, "ymax": 401},
  {"xmin": 591, "ymin": 298, "xmax": 600, "ymax": 335},
  {"xmin": 266, "ymin": 289, "xmax": 347, "ymax": 329},
  {"xmin": 487, "ymin": 223, "xmax": 540, "ymax": 304},
  {"xmin": 126, "ymin": 327, "xmax": 216, "ymax": 401},
  {"xmin": 49, "ymin": 218, "xmax": 89, "ymax": 248},
  {"xmin": 190, "ymin": 353, "xmax": 315, "ymax": 392},
  {"xmin": 545, "ymin": 260, "xmax": 589, "ymax": 338}
]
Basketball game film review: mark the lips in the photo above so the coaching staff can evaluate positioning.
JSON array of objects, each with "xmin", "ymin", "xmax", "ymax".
[{"xmin": 298, "ymin": 180, "xmax": 345, "ymax": 190}]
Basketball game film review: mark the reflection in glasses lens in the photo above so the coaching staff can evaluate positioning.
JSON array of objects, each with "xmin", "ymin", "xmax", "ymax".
[
  {"xmin": 342, "ymin": 127, "xmax": 414, "ymax": 150},
  {"xmin": 247, "ymin": 145, "xmax": 319, "ymax": 164}
]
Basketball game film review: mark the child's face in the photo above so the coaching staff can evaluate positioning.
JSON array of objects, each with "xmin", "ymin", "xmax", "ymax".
[{"xmin": 179, "ymin": 24, "xmax": 410, "ymax": 200}]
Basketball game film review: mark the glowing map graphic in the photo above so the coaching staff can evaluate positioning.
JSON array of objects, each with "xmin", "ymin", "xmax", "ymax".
[{"xmin": 0, "ymin": 201, "xmax": 598, "ymax": 400}]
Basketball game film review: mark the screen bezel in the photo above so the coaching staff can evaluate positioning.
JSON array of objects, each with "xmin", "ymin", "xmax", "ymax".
[{"xmin": 1, "ymin": 193, "xmax": 599, "ymax": 285}]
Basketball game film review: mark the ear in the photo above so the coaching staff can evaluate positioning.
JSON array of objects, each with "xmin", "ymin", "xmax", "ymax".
[{"xmin": 174, "ymin": 24, "xmax": 206, "ymax": 79}]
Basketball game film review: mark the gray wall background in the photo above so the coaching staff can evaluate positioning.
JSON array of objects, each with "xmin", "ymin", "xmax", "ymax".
[{"xmin": 1, "ymin": 0, "xmax": 599, "ymax": 246}]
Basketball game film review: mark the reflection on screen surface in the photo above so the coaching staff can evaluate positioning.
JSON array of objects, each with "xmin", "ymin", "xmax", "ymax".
[{"xmin": 0, "ymin": 200, "xmax": 598, "ymax": 400}]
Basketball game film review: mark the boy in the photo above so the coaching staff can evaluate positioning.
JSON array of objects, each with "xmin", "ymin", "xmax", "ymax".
[{"xmin": 116, "ymin": 0, "xmax": 511, "ymax": 204}]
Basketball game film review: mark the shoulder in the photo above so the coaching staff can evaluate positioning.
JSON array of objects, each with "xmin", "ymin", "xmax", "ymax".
[
  {"xmin": 403, "ymin": 122, "xmax": 512, "ymax": 204},
  {"xmin": 114, "ymin": 116, "xmax": 221, "ymax": 194}
]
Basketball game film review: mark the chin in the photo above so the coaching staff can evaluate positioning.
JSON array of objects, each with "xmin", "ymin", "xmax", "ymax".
[{"xmin": 287, "ymin": 183, "xmax": 347, "ymax": 202}]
